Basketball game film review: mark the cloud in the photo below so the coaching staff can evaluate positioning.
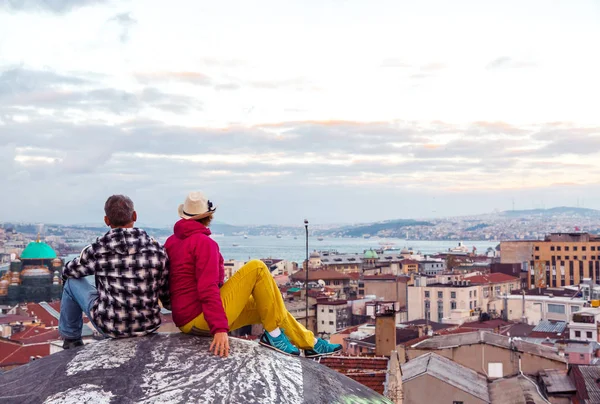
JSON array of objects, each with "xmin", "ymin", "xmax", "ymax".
[
  {"xmin": 0, "ymin": 0, "xmax": 108, "ymax": 14},
  {"xmin": 108, "ymin": 12, "xmax": 137, "ymax": 43},
  {"xmin": 135, "ymin": 71, "xmax": 212, "ymax": 86},
  {"xmin": 486, "ymin": 56, "xmax": 536, "ymax": 70},
  {"xmin": 380, "ymin": 59, "xmax": 411, "ymax": 68}
]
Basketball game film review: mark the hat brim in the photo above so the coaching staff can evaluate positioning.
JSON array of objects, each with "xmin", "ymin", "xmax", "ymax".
[{"xmin": 178, "ymin": 204, "xmax": 217, "ymax": 220}]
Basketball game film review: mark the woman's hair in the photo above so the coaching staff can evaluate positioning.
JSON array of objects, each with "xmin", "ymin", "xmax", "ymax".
[{"xmin": 197, "ymin": 215, "xmax": 213, "ymax": 227}]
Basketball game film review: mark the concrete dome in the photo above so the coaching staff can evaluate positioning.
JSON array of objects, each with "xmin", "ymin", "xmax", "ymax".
[
  {"xmin": 364, "ymin": 249, "xmax": 379, "ymax": 260},
  {"xmin": 0, "ymin": 334, "xmax": 391, "ymax": 404},
  {"xmin": 20, "ymin": 241, "xmax": 57, "ymax": 260}
]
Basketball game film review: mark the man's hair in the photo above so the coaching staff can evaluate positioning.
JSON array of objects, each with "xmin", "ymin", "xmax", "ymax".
[{"xmin": 104, "ymin": 195, "xmax": 135, "ymax": 226}]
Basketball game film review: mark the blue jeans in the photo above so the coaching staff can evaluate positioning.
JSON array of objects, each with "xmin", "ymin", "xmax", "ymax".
[{"xmin": 58, "ymin": 278, "xmax": 100, "ymax": 339}]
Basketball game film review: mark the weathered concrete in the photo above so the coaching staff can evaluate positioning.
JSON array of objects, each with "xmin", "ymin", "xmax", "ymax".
[{"xmin": 0, "ymin": 333, "xmax": 392, "ymax": 404}]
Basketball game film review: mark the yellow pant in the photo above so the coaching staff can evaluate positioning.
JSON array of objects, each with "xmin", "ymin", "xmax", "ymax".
[{"xmin": 180, "ymin": 259, "xmax": 315, "ymax": 349}]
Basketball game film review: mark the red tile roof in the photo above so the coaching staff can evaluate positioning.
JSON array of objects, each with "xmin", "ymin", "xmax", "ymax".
[
  {"xmin": 0, "ymin": 338, "xmax": 51, "ymax": 368},
  {"xmin": 318, "ymin": 356, "xmax": 389, "ymax": 394},
  {"xmin": 467, "ymin": 273, "xmax": 518, "ymax": 285},
  {"xmin": 25, "ymin": 303, "xmax": 59, "ymax": 327},
  {"xmin": 461, "ymin": 319, "xmax": 512, "ymax": 330},
  {"xmin": 363, "ymin": 274, "xmax": 409, "ymax": 281},
  {"xmin": 11, "ymin": 327, "xmax": 60, "ymax": 344}
]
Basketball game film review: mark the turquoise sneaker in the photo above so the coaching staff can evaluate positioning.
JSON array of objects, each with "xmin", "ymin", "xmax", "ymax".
[
  {"xmin": 304, "ymin": 338, "xmax": 342, "ymax": 358},
  {"xmin": 259, "ymin": 331, "xmax": 300, "ymax": 356}
]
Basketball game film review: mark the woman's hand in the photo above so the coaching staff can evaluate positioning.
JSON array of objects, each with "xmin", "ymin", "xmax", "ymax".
[{"xmin": 210, "ymin": 332, "xmax": 229, "ymax": 357}]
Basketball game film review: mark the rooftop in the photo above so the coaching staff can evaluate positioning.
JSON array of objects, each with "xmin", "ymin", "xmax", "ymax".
[
  {"xmin": 318, "ymin": 356, "xmax": 389, "ymax": 395},
  {"xmin": 411, "ymin": 331, "xmax": 566, "ymax": 363},
  {"xmin": 532, "ymin": 320, "xmax": 567, "ymax": 334},
  {"xmin": 489, "ymin": 375, "xmax": 549, "ymax": 404},
  {"xmin": 290, "ymin": 269, "xmax": 352, "ymax": 281},
  {"xmin": 402, "ymin": 352, "xmax": 490, "ymax": 403},
  {"xmin": 466, "ymin": 273, "xmax": 519, "ymax": 285},
  {"xmin": 570, "ymin": 365, "xmax": 600, "ymax": 404},
  {"xmin": 539, "ymin": 369, "xmax": 576, "ymax": 394}
]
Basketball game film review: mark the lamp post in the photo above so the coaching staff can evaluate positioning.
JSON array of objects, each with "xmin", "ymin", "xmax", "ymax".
[{"xmin": 304, "ymin": 219, "xmax": 309, "ymax": 328}]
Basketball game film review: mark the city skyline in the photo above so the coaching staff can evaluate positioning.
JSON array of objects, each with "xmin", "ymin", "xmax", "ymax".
[{"xmin": 1, "ymin": 0, "xmax": 599, "ymax": 226}]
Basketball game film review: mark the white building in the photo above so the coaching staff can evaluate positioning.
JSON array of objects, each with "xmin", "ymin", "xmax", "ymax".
[
  {"xmin": 569, "ymin": 308, "xmax": 600, "ymax": 342},
  {"xmin": 316, "ymin": 300, "xmax": 351, "ymax": 336}
]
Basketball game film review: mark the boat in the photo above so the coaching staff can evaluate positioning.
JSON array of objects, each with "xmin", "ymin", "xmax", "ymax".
[
  {"xmin": 294, "ymin": 236, "xmax": 298, "ymax": 240},
  {"xmin": 244, "ymin": 235, "xmax": 248, "ymax": 239},
  {"xmin": 232, "ymin": 243, "xmax": 239, "ymax": 247},
  {"xmin": 318, "ymin": 237, "xmax": 324, "ymax": 241},
  {"xmin": 277, "ymin": 235, "xmax": 282, "ymax": 239}
]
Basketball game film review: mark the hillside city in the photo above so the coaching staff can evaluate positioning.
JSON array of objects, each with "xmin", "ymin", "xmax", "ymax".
[{"xmin": 3, "ymin": 209, "xmax": 600, "ymax": 403}]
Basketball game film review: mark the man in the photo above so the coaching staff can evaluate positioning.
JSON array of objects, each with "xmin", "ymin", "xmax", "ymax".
[{"xmin": 59, "ymin": 195, "xmax": 170, "ymax": 348}]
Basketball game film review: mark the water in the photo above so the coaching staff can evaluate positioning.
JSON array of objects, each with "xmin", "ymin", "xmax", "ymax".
[
  {"xmin": 207, "ymin": 236, "xmax": 497, "ymax": 263},
  {"xmin": 62, "ymin": 236, "xmax": 497, "ymax": 264}
]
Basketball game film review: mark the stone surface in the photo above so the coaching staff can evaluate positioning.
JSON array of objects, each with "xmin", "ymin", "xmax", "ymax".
[{"xmin": 0, "ymin": 333, "xmax": 392, "ymax": 404}]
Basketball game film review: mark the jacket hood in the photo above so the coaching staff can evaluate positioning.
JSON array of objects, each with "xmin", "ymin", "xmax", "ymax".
[
  {"xmin": 173, "ymin": 219, "xmax": 212, "ymax": 240},
  {"xmin": 97, "ymin": 228, "xmax": 155, "ymax": 256}
]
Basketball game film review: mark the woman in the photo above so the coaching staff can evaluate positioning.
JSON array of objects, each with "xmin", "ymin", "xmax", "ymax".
[{"xmin": 165, "ymin": 191, "xmax": 342, "ymax": 358}]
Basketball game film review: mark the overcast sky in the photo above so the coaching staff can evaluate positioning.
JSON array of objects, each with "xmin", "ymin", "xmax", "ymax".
[{"xmin": 0, "ymin": 0, "xmax": 599, "ymax": 227}]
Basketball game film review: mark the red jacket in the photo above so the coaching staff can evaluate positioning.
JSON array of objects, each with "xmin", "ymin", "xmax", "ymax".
[{"xmin": 164, "ymin": 219, "xmax": 228, "ymax": 334}]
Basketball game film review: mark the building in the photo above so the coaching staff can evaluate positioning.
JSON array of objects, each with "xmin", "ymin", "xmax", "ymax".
[
  {"xmin": 223, "ymin": 259, "xmax": 244, "ymax": 280},
  {"xmin": 406, "ymin": 331, "xmax": 567, "ymax": 378},
  {"xmin": 502, "ymin": 233, "xmax": 600, "ymax": 289},
  {"xmin": 407, "ymin": 274, "xmax": 520, "ymax": 324},
  {"xmin": 487, "ymin": 293, "xmax": 584, "ymax": 324},
  {"xmin": 318, "ymin": 356, "xmax": 390, "ymax": 396},
  {"xmin": 569, "ymin": 308, "xmax": 600, "ymax": 342},
  {"xmin": 401, "ymin": 352, "xmax": 490, "ymax": 404},
  {"xmin": 261, "ymin": 258, "xmax": 296, "ymax": 276},
  {"xmin": 316, "ymin": 251, "xmax": 362, "ymax": 273},
  {"xmin": 0, "ymin": 240, "xmax": 63, "ymax": 306},
  {"xmin": 490, "ymin": 263, "xmax": 527, "ymax": 290},
  {"xmin": 567, "ymin": 365, "xmax": 600, "ymax": 404},
  {"xmin": 418, "ymin": 259, "xmax": 446, "ymax": 276},
  {"xmin": 290, "ymin": 269, "xmax": 355, "ymax": 299},
  {"xmin": 362, "ymin": 275, "xmax": 409, "ymax": 309},
  {"xmin": 316, "ymin": 300, "xmax": 350, "ymax": 336}
]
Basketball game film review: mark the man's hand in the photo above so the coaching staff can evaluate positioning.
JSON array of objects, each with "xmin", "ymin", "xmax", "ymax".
[{"xmin": 210, "ymin": 332, "xmax": 229, "ymax": 357}]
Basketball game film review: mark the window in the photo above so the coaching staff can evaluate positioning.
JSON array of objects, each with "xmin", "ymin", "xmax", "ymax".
[
  {"xmin": 329, "ymin": 309, "xmax": 334, "ymax": 313},
  {"xmin": 583, "ymin": 256, "xmax": 587, "ymax": 260},
  {"xmin": 535, "ymin": 256, "xmax": 540, "ymax": 260},
  {"xmin": 451, "ymin": 291, "xmax": 456, "ymax": 298},
  {"xmin": 322, "ymin": 321, "xmax": 324, "ymax": 324},
  {"xmin": 495, "ymin": 286, "xmax": 501, "ymax": 296},
  {"xmin": 593, "ymin": 246, "xmax": 597, "ymax": 251},
  {"xmin": 473, "ymin": 300, "xmax": 477, "ymax": 308},
  {"xmin": 474, "ymin": 290, "xmax": 477, "ymax": 297},
  {"xmin": 550, "ymin": 246, "xmax": 555, "ymax": 251},
  {"xmin": 329, "ymin": 321, "xmax": 334, "ymax": 325},
  {"xmin": 574, "ymin": 256, "xmax": 578, "ymax": 260},
  {"xmin": 425, "ymin": 291, "xmax": 430, "ymax": 298},
  {"xmin": 547, "ymin": 304, "xmax": 566, "ymax": 314},
  {"xmin": 557, "ymin": 246, "xmax": 562, "ymax": 251},
  {"xmin": 565, "ymin": 256, "xmax": 570, "ymax": 260},
  {"xmin": 333, "ymin": 280, "xmax": 340, "ymax": 286},
  {"xmin": 451, "ymin": 301, "xmax": 457, "ymax": 309},
  {"xmin": 572, "ymin": 305, "xmax": 580, "ymax": 313},
  {"xmin": 565, "ymin": 246, "xmax": 570, "ymax": 251},
  {"xmin": 580, "ymin": 354, "xmax": 585, "ymax": 359},
  {"xmin": 575, "ymin": 331, "xmax": 581, "ymax": 337},
  {"xmin": 587, "ymin": 331, "xmax": 593, "ymax": 339},
  {"xmin": 535, "ymin": 246, "xmax": 540, "ymax": 251},
  {"xmin": 574, "ymin": 246, "xmax": 578, "ymax": 251},
  {"xmin": 453, "ymin": 402, "xmax": 464, "ymax": 404},
  {"xmin": 469, "ymin": 291, "xmax": 472, "ymax": 298},
  {"xmin": 470, "ymin": 301, "xmax": 473, "ymax": 309},
  {"xmin": 321, "ymin": 309, "xmax": 324, "ymax": 312},
  {"xmin": 583, "ymin": 246, "xmax": 587, "ymax": 251},
  {"xmin": 438, "ymin": 291, "xmax": 443, "ymax": 299}
]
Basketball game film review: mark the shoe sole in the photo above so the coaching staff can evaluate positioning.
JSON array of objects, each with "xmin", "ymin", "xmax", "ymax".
[
  {"xmin": 304, "ymin": 350, "xmax": 343, "ymax": 359},
  {"xmin": 258, "ymin": 340, "xmax": 300, "ymax": 357}
]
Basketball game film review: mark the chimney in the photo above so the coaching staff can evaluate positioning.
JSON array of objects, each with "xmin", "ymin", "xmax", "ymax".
[{"xmin": 376, "ymin": 312, "xmax": 397, "ymax": 357}]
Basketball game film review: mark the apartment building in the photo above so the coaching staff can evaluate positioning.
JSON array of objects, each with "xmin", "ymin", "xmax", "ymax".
[
  {"xmin": 316, "ymin": 300, "xmax": 351, "ymax": 335},
  {"xmin": 502, "ymin": 233, "xmax": 600, "ymax": 289},
  {"xmin": 407, "ymin": 273, "xmax": 520, "ymax": 323}
]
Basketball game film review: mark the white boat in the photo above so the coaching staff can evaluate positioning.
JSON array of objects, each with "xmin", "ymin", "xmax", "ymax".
[
  {"xmin": 244, "ymin": 235, "xmax": 248, "ymax": 239},
  {"xmin": 318, "ymin": 237, "xmax": 324, "ymax": 241}
]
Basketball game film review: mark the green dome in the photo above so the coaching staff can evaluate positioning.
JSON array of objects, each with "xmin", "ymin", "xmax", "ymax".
[
  {"xmin": 364, "ymin": 249, "xmax": 378, "ymax": 259},
  {"xmin": 20, "ymin": 241, "xmax": 57, "ymax": 260}
]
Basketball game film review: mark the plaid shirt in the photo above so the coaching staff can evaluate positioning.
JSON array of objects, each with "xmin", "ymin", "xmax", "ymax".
[{"xmin": 63, "ymin": 228, "xmax": 170, "ymax": 338}]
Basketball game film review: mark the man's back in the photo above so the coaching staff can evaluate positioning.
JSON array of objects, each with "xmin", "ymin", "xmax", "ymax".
[{"xmin": 62, "ymin": 227, "xmax": 169, "ymax": 338}]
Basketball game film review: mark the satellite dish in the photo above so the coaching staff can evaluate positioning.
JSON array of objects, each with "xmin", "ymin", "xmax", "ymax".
[{"xmin": 318, "ymin": 279, "xmax": 326, "ymax": 286}]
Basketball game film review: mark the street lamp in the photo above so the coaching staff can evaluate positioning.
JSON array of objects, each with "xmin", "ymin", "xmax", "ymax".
[{"xmin": 304, "ymin": 219, "xmax": 309, "ymax": 328}]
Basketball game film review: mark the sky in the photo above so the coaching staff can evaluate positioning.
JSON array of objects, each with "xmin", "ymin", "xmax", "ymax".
[{"xmin": 0, "ymin": 0, "xmax": 599, "ymax": 227}]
